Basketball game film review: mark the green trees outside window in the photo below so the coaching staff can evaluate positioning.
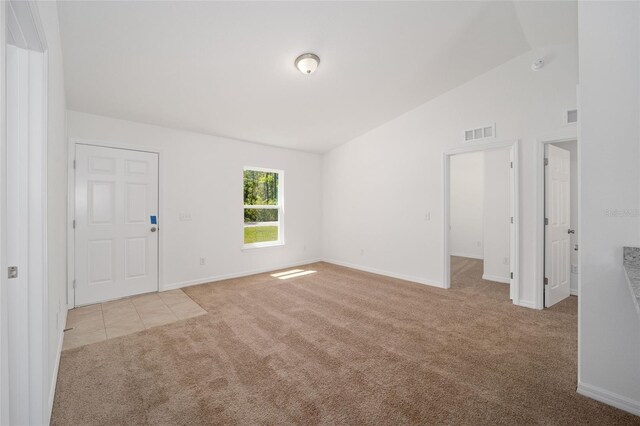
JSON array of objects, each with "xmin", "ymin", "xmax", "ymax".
[{"xmin": 243, "ymin": 169, "xmax": 282, "ymax": 245}]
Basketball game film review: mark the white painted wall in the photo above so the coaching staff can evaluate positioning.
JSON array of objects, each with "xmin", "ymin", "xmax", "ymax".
[
  {"xmin": 322, "ymin": 43, "xmax": 578, "ymax": 305},
  {"xmin": 577, "ymin": 1, "xmax": 640, "ymax": 414},
  {"xmin": 449, "ymin": 152, "xmax": 484, "ymax": 259},
  {"xmin": 551, "ymin": 140, "xmax": 578, "ymax": 295},
  {"xmin": 35, "ymin": 1, "xmax": 69, "ymax": 421},
  {"xmin": 483, "ymin": 148, "xmax": 511, "ymax": 283},
  {"xmin": 66, "ymin": 111, "xmax": 323, "ymax": 293}
]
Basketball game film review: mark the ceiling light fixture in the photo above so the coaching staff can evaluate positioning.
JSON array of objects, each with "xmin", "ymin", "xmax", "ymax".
[{"xmin": 295, "ymin": 53, "xmax": 320, "ymax": 75}]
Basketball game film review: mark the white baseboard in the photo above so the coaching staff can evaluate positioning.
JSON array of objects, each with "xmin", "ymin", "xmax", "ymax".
[
  {"xmin": 570, "ymin": 288, "xmax": 579, "ymax": 296},
  {"xmin": 47, "ymin": 305, "xmax": 67, "ymax": 424},
  {"xmin": 514, "ymin": 299, "xmax": 539, "ymax": 309},
  {"xmin": 449, "ymin": 252, "xmax": 483, "ymax": 260},
  {"xmin": 162, "ymin": 258, "xmax": 323, "ymax": 291},
  {"xmin": 577, "ymin": 381, "xmax": 640, "ymax": 416},
  {"xmin": 322, "ymin": 258, "xmax": 444, "ymax": 288},
  {"xmin": 482, "ymin": 274, "xmax": 510, "ymax": 284}
]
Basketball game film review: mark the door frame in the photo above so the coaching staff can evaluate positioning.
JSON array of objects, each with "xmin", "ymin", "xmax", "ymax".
[
  {"xmin": 536, "ymin": 129, "xmax": 578, "ymax": 309},
  {"xmin": 442, "ymin": 139, "xmax": 520, "ymax": 305},
  {"xmin": 67, "ymin": 138, "xmax": 164, "ymax": 307},
  {"xmin": 2, "ymin": 1, "xmax": 50, "ymax": 423}
]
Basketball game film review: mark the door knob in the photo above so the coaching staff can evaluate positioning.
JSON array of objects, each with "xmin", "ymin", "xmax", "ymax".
[
  {"xmin": 568, "ymin": 229, "xmax": 575, "ymax": 234},
  {"xmin": 151, "ymin": 227, "xmax": 157, "ymax": 232}
]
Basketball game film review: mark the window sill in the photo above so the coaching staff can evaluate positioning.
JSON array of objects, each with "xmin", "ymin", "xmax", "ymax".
[{"xmin": 241, "ymin": 241, "xmax": 285, "ymax": 251}]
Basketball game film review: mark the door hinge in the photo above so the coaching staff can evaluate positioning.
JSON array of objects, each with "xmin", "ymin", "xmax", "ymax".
[
  {"xmin": 73, "ymin": 279, "xmax": 76, "ymax": 289},
  {"xmin": 544, "ymin": 277, "xmax": 549, "ymax": 285},
  {"xmin": 73, "ymin": 160, "xmax": 76, "ymax": 169},
  {"xmin": 510, "ymin": 216, "xmax": 514, "ymax": 224},
  {"xmin": 544, "ymin": 218, "xmax": 549, "ymax": 226},
  {"xmin": 510, "ymin": 272, "xmax": 513, "ymax": 279},
  {"xmin": 510, "ymin": 161, "xmax": 513, "ymax": 169},
  {"xmin": 544, "ymin": 158, "xmax": 549, "ymax": 166},
  {"xmin": 72, "ymin": 220, "xmax": 76, "ymax": 229},
  {"xmin": 8, "ymin": 266, "xmax": 17, "ymax": 279}
]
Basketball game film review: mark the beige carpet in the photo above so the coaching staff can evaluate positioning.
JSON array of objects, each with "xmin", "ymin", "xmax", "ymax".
[{"xmin": 51, "ymin": 259, "xmax": 640, "ymax": 425}]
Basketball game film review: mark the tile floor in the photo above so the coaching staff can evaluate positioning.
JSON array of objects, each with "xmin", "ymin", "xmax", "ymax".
[{"xmin": 62, "ymin": 289, "xmax": 207, "ymax": 350}]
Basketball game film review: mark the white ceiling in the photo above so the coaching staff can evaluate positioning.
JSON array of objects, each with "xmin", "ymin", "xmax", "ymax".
[{"xmin": 57, "ymin": 1, "xmax": 577, "ymax": 153}]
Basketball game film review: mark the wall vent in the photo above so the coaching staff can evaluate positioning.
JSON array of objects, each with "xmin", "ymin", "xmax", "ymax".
[
  {"xmin": 464, "ymin": 123, "xmax": 495, "ymax": 142},
  {"xmin": 565, "ymin": 109, "xmax": 578, "ymax": 124}
]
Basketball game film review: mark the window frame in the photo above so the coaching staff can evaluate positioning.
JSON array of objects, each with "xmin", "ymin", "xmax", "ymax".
[{"xmin": 242, "ymin": 166, "xmax": 285, "ymax": 249}]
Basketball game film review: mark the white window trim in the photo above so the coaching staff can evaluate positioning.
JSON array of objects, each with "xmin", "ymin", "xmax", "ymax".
[{"xmin": 242, "ymin": 166, "xmax": 284, "ymax": 250}]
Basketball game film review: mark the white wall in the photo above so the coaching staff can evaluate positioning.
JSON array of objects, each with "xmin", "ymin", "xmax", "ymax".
[
  {"xmin": 449, "ymin": 151, "xmax": 484, "ymax": 259},
  {"xmin": 322, "ymin": 43, "xmax": 577, "ymax": 304},
  {"xmin": 35, "ymin": 1, "xmax": 69, "ymax": 421},
  {"xmin": 552, "ymin": 140, "xmax": 578, "ymax": 295},
  {"xmin": 577, "ymin": 1, "xmax": 640, "ymax": 414},
  {"xmin": 483, "ymin": 148, "xmax": 511, "ymax": 283},
  {"xmin": 66, "ymin": 111, "xmax": 323, "ymax": 292}
]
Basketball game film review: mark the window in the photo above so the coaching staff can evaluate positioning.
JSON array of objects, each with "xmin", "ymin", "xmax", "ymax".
[{"xmin": 243, "ymin": 167, "xmax": 283, "ymax": 247}]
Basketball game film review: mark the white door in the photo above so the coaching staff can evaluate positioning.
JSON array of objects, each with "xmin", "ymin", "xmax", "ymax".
[
  {"xmin": 545, "ymin": 145, "xmax": 571, "ymax": 307},
  {"xmin": 75, "ymin": 144, "xmax": 159, "ymax": 306}
]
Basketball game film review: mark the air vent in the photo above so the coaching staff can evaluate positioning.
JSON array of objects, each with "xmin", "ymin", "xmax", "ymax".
[
  {"xmin": 565, "ymin": 109, "xmax": 578, "ymax": 124},
  {"xmin": 464, "ymin": 124, "xmax": 495, "ymax": 142}
]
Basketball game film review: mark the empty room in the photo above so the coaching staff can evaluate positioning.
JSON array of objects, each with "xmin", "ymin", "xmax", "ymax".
[{"xmin": 2, "ymin": 1, "xmax": 640, "ymax": 425}]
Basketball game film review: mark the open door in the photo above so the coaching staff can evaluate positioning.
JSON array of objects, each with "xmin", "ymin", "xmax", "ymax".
[{"xmin": 545, "ymin": 145, "xmax": 571, "ymax": 307}]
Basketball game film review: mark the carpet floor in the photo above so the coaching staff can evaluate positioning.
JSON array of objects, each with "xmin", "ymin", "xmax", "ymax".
[{"xmin": 51, "ymin": 259, "xmax": 640, "ymax": 425}]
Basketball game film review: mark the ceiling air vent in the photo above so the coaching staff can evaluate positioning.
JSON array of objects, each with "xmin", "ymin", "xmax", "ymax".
[
  {"xmin": 565, "ymin": 109, "xmax": 578, "ymax": 124},
  {"xmin": 464, "ymin": 124, "xmax": 495, "ymax": 142}
]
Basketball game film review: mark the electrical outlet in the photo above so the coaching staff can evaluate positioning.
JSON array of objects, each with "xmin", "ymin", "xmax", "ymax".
[
  {"xmin": 200, "ymin": 257, "xmax": 206, "ymax": 266},
  {"xmin": 425, "ymin": 212, "xmax": 431, "ymax": 221},
  {"xmin": 476, "ymin": 241, "xmax": 482, "ymax": 247},
  {"xmin": 503, "ymin": 257, "xmax": 509, "ymax": 265},
  {"xmin": 303, "ymin": 245, "xmax": 307, "ymax": 251},
  {"xmin": 360, "ymin": 249, "xmax": 365, "ymax": 256},
  {"xmin": 179, "ymin": 212, "xmax": 192, "ymax": 221},
  {"xmin": 571, "ymin": 264, "xmax": 578, "ymax": 274}
]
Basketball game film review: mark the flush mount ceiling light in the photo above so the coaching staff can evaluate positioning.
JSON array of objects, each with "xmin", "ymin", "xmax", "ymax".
[{"xmin": 295, "ymin": 53, "xmax": 320, "ymax": 75}]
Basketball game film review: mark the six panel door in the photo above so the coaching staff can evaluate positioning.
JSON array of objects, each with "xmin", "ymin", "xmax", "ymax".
[{"xmin": 75, "ymin": 144, "xmax": 159, "ymax": 306}]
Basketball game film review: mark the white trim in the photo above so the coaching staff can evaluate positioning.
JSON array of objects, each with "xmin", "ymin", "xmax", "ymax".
[
  {"xmin": 570, "ymin": 289, "xmax": 579, "ymax": 296},
  {"xmin": 322, "ymin": 258, "xmax": 444, "ymax": 288},
  {"xmin": 242, "ymin": 166, "xmax": 284, "ymax": 249},
  {"xmin": 67, "ymin": 138, "xmax": 165, "ymax": 307},
  {"xmin": 0, "ymin": 2, "xmax": 8, "ymax": 423},
  {"xmin": 46, "ymin": 306, "xmax": 66, "ymax": 425},
  {"xmin": 482, "ymin": 274, "xmax": 510, "ymax": 284},
  {"xmin": 577, "ymin": 382, "xmax": 640, "ymax": 416},
  {"xmin": 4, "ymin": 3, "xmax": 49, "ymax": 423},
  {"xmin": 515, "ymin": 299, "xmax": 538, "ymax": 309},
  {"xmin": 535, "ymin": 130, "xmax": 578, "ymax": 309},
  {"xmin": 448, "ymin": 252, "xmax": 483, "ymax": 260},
  {"xmin": 162, "ymin": 258, "xmax": 323, "ymax": 291},
  {"xmin": 442, "ymin": 139, "xmax": 520, "ymax": 306}
]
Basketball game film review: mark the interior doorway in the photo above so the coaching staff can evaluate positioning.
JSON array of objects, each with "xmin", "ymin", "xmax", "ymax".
[
  {"xmin": 443, "ymin": 141, "xmax": 519, "ymax": 304},
  {"xmin": 543, "ymin": 140, "xmax": 578, "ymax": 307}
]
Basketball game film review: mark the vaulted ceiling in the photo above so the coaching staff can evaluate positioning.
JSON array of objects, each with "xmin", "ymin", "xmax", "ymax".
[{"xmin": 57, "ymin": 1, "xmax": 577, "ymax": 152}]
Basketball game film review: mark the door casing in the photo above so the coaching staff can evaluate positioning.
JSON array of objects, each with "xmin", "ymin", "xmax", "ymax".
[
  {"xmin": 536, "ymin": 132, "xmax": 579, "ymax": 309},
  {"xmin": 67, "ymin": 139, "xmax": 165, "ymax": 307},
  {"xmin": 442, "ymin": 139, "xmax": 520, "ymax": 306}
]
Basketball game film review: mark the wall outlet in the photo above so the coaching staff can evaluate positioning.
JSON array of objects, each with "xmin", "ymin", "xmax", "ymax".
[
  {"xmin": 200, "ymin": 257, "xmax": 206, "ymax": 266},
  {"xmin": 303, "ymin": 245, "xmax": 307, "ymax": 251},
  {"xmin": 571, "ymin": 264, "xmax": 578, "ymax": 274},
  {"xmin": 476, "ymin": 241, "xmax": 482, "ymax": 247},
  {"xmin": 360, "ymin": 249, "xmax": 365, "ymax": 256},
  {"xmin": 179, "ymin": 212, "xmax": 192, "ymax": 221},
  {"xmin": 503, "ymin": 257, "xmax": 510, "ymax": 265},
  {"xmin": 425, "ymin": 212, "xmax": 431, "ymax": 221}
]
